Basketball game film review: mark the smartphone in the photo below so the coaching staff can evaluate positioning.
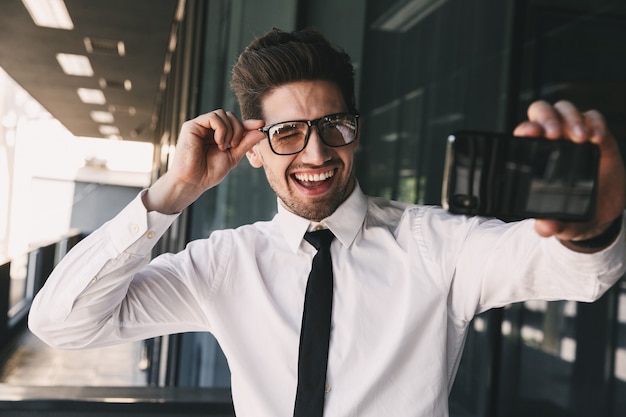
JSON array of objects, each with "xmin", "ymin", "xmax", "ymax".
[{"xmin": 442, "ymin": 130, "xmax": 600, "ymax": 221}]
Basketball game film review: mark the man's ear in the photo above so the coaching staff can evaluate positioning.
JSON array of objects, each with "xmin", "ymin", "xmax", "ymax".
[{"xmin": 246, "ymin": 144, "xmax": 263, "ymax": 168}]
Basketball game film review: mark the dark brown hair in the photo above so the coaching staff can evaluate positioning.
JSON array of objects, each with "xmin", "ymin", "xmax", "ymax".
[{"xmin": 230, "ymin": 28, "xmax": 356, "ymax": 120}]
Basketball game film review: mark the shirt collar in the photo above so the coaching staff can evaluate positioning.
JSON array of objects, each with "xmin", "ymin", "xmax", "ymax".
[{"xmin": 277, "ymin": 182, "xmax": 367, "ymax": 253}]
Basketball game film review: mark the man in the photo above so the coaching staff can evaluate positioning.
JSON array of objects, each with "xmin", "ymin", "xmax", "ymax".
[{"xmin": 29, "ymin": 28, "xmax": 626, "ymax": 416}]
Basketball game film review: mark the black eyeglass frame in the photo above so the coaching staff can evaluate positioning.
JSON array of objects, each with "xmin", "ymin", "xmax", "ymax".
[{"xmin": 258, "ymin": 112, "xmax": 360, "ymax": 156}]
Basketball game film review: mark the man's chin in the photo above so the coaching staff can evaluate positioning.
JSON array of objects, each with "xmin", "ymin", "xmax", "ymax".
[
  {"xmin": 281, "ymin": 189, "xmax": 351, "ymax": 221},
  {"xmin": 277, "ymin": 175, "xmax": 355, "ymax": 220},
  {"xmin": 278, "ymin": 196, "xmax": 333, "ymax": 221}
]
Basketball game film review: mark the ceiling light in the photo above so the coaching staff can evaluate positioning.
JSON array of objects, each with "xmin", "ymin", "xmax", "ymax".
[
  {"xmin": 56, "ymin": 53, "xmax": 94, "ymax": 76},
  {"xmin": 175, "ymin": 0, "xmax": 186, "ymax": 22},
  {"xmin": 77, "ymin": 88, "xmax": 106, "ymax": 105},
  {"xmin": 169, "ymin": 33, "xmax": 178, "ymax": 53},
  {"xmin": 109, "ymin": 105, "xmax": 137, "ymax": 116},
  {"xmin": 98, "ymin": 125, "xmax": 120, "ymax": 136},
  {"xmin": 163, "ymin": 57, "xmax": 172, "ymax": 75},
  {"xmin": 90, "ymin": 111, "xmax": 114, "ymax": 124},
  {"xmin": 84, "ymin": 37, "xmax": 126, "ymax": 57},
  {"xmin": 21, "ymin": 0, "xmax": 74, "ymax": 30},
  {"xmin": 99, "ymin": 78, "xmax": 133, "ymax": 91},
  {"xmin": 371, "ymin": 0, "xmax": 447, "ymax": 32}
]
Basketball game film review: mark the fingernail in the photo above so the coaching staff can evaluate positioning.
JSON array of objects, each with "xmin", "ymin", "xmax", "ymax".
[
  {"xmin": 593, "ymin": 127, "xmax": 603, "ymax": 139},
  {"xmin": 574, "ymin": 125, "xmax": 587, "ymax": 140},
  {"xmin": 546, "ymin": 121, "xmax": 560, "ymax": 136}
]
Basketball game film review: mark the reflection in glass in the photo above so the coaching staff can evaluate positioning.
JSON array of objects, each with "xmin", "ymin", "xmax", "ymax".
[
  {"xmin": 7, "ymin": 255, "xmax": 27, "ymax": 315},
  {"xmin": 443, "ymin": 133, "xmax": 599, "ymax": 221}
]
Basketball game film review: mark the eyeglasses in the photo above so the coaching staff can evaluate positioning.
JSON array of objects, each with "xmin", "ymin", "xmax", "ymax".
[{"xmin": 259, "ymin": 112, "xmax": 360, "ymax": 155}]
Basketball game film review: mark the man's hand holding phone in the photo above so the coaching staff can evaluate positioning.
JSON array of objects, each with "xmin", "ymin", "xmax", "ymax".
[
  {"xmin": 443, "ymin": 100, "xmax": 625, "ymax": 251},
  {"xmin": 515, "ymin": 100, "xmax": 625, "ymax": 248}
]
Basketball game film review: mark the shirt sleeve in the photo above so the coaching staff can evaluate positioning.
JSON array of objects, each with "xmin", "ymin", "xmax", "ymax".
[
  {"xmin": 28, "ymin": 191, "xmax": 211, "ymax": 349},
  {"xmin": 415, "ymin": 207, "xmax": 626, "ymax": 324}
]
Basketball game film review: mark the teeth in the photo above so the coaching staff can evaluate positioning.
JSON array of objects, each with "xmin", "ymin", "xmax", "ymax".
[{"xmin": 294, "ymin": 170, "xmax": 334, "ymax": 182}]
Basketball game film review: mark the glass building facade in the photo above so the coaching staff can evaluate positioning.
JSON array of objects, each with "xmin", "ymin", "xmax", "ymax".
[{"xmin": 146, "ymin": 0, "xmax": 626, "ymax": 415}]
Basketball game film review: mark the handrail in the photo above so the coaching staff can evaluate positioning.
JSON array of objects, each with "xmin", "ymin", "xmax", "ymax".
[
  {"xmin": 0, "ymin": 231, "xmax": 84, "ymax": 354},
  {"xmin": 0, "ymin": 261, "xmax": 9, "ymax": 348},
  {"xmin": 0, "ymin": 232, "xmax": 237, "ymax": 415},
  {"xmin": 0, "ymin": 385, "xmax": 235, "ymax": 416}
]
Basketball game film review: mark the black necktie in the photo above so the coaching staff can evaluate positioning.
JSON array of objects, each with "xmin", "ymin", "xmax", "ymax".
[{"xmin": 293, "ymin": 229, "xmax": 335, "ymax": 417}]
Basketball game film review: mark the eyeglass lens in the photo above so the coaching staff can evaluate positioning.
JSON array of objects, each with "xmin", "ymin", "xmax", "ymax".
[{"xmin": 268, "ymin": 114, "xmax": 357, "ymax": 155}]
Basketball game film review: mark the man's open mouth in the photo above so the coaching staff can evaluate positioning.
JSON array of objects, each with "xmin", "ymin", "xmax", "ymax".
[{"xmin": 292, "ymin": 169, "xmax": 335, "ymax": 187}]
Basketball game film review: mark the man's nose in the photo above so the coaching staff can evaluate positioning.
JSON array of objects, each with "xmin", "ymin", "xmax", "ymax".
[{"xmin": 300, "ymin": 127, "xmax": 331, "ymax": 165}]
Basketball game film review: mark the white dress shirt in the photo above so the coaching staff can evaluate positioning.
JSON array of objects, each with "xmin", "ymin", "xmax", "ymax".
[{"xmin": 29, "ymin": 184, "xmax": 626, "ymax": 417}]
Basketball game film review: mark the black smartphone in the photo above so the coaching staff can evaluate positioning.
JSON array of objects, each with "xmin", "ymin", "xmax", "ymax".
[{"xmin": 442, "ymin": 130, "xmax": 600, "ymax": 221}]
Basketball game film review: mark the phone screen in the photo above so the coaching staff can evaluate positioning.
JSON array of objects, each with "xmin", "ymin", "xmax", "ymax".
[{"xmin": 442, "ymin": 131, "xmax": 600, "ymax": 221}]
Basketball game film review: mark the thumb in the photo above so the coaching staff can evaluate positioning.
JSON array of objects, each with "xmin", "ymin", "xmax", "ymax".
[
  {"xmin": 230, "ymin": 120, "xmax": 266, "ymax": 159},
  {"xmin": 243, "ymin": 119, "xmax": 266, "ymax": 130}
]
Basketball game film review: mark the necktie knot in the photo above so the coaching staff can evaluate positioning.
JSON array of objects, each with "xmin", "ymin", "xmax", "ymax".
[{"xmin": 304, "ymin": 229, "xmax": 334, "ymax": 250}]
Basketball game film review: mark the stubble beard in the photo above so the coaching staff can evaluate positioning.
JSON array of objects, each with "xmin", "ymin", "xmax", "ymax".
[{"xmin": 272, "ymin": 172, "xmax": 355, "ymax": 221}]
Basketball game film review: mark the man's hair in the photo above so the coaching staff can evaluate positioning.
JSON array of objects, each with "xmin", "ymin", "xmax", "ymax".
[{"xmin": 230, "ymin": 28, "xmax": 356, "ymax": 120}]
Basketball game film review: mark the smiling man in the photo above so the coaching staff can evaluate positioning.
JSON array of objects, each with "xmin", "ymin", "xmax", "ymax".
[
  {"xmin": 29, "ymin": 28, "xmax": 626, "ymax": 417},
  {"xmin": 248, "ymin": 80, "xmax": 358, "ymax": 221}
]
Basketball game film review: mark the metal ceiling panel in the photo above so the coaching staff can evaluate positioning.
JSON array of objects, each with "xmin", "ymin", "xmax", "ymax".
[{"xmin": 0, "ymin": 0, "xmax": 179, "ymax": 142}]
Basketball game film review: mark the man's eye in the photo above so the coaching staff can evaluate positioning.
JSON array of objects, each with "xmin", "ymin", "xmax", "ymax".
[{"xmin": 276, "ymin": 132, "xmax": 301, "ymax": 141}]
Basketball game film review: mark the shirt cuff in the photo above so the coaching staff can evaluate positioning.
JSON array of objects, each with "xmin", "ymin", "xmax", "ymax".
[
  {"xmin": 547, "ymin": 213, "xmax": 626, "ymax": 279},
  {"xmin": 108, "ymin": 190, "xmax": 180, "ymax": 255}
]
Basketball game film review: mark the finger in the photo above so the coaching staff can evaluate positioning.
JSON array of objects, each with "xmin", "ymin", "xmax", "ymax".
[
  {"xmin": 225, "ymin": 111, "xmax": 250, "ymax": 149},
  {"xmin": 584, "ymin": 109, "xmax": 608, "ymax": 145},
  {"xmin": 513, "ymin": 120, "xmax": 544, "ymax": 138},
  {"xmin": 228, "ymin": 120, "xmax": 266, "ymax": 159},
  {"xmin": 534, "ymin": 219, "xmax": 565, "ymax": 238},
  {"xmin": 242, "ymin": 118, "xmax": 266, "ymax": 132},
  {"xmin": 526, "ymin": 100, "xmax": 562, "ymax": 139},
  {"xmin": 209, "ymin": 109, "xmax": 234, "ymax": 151},
  {"xmin": 187, "ymin": 110, "xmax": 231, "ymax": 150},
  {"xmin": 191, "ymin": 109, "xmax": 229, "ymax": 131},
  {"xmin": 553, "ymin": 100, "xmax": 589, "ymax": 143}
]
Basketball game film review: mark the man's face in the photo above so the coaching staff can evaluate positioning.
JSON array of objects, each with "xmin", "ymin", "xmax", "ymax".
[{"xmin": 246, "ymin": 80, "xmax": 359, "ymax": 221}]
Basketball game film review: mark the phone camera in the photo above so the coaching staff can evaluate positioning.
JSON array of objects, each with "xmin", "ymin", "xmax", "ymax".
[{"xmin": 452, "ymin": 194, "xmax": 479, "ymax": 211}]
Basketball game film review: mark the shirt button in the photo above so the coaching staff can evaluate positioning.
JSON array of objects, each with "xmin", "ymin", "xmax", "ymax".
[
  {"xmin": 325, "ymin": 384, "xmax": 331, "ymax": 393},
  {"xmin": 314, "ymin": 225, "xmax": 324, "ymax": 231},
  {"xmin": 130, "ymin": 224, "xmax": 140, "ymax": 233},
  {"xmin": 146, "ymin": 230, "xmax": 155, "ymax": 239}
]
